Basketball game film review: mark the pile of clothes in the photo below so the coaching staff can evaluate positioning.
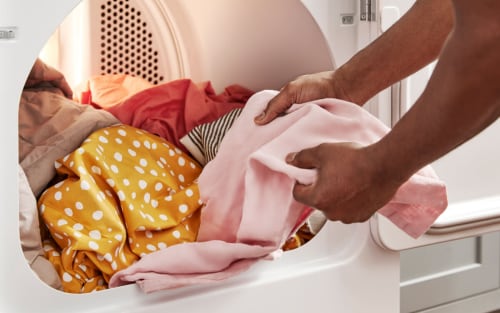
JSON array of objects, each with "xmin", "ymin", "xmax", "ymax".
[{"xmin": 19, "ymin": 74, "xmax": 447, "ymax": 294}]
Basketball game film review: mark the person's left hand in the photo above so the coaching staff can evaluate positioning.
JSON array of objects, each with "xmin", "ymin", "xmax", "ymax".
[
  {"xmin": 286, "ymin": 142, "xmax": 403, "ymax": 224},
  {"xmin": 25, "ymin": 58, "xmax": 73, "ymax": 98}
]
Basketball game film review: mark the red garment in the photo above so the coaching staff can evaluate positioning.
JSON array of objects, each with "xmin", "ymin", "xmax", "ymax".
[{"xmin": 107, "ymin": 79, "xmax": 254, "ymax": 152}]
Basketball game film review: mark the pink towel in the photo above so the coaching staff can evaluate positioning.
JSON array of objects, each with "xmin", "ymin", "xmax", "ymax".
[{"xmin": 109, "ymin": 90, "xmax": 447, "ymax": 293}]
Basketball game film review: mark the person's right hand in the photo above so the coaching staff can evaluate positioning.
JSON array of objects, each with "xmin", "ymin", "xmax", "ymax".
[
  {"xmin": 285, "ymin": 142, "xmax": 406, "ymax": 224},
  {"xmin": 254, "ymin": 70, "xmax": 350, "ymax": 125}
]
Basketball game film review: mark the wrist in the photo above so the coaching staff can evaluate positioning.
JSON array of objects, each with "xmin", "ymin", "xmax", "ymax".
[
  {"xmin": 334, "ymin": 64, "xmax": 375, "ymax": 105},
  {"xmin": 363, "ymin": 141, "xmax": 414, "ymax": 189}
]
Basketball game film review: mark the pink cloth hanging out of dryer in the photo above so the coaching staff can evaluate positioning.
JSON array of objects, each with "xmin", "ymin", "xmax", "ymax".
[{"xmin": 109, "ymin": 90, "xmax": 447, "ymax": 293}]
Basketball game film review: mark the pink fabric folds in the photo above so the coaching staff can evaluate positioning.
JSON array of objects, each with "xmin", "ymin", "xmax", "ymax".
[{"xmin": 109, "ymin": 90, "xmax": 447, "ymax": 293}]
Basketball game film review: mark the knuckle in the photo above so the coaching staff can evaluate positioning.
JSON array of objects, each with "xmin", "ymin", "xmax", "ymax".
[
  {"xmin": 311, "ymin": 190, "xmax": 329, "ymax": 211},
  {"xmin": 316, "ymin": 142, "xmax": 328, "ymax": 152},
  {"xmin": 293, "ymin": 150, "xmax": 307, "ymax": 164},
  {"xmin": 281, "ymin": 82, "xmax": 295, "ymax": 94}
]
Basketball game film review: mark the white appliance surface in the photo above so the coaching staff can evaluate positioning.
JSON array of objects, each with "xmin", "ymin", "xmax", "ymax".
[
  {"xmin": 0, "ymin": 0, "xmax": 498, "ymax": 312},
  {"xmin": 371, "ymin": 0, "xmax": 500, "ymax": 251}
]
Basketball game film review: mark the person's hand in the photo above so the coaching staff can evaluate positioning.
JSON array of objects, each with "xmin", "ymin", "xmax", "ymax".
[
  {"xmin": 254, "ymin": 71, "xmax": 351, "ymax": 125},
  {"xmin": 286, "ymin": 142, "xmax": 404, "ymax": 224},
  {"xmin": 25, "ymin": 58, "xmax": 73, "ymax": 98}
]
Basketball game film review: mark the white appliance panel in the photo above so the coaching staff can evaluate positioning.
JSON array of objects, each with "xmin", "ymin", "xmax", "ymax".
[
  {"xmin": 371, "ymin": 0, "xmax": 500, "ymax": 251},
  {"xmin": 1, "ymin": 0, "xmax": 499, "ymax": 312}
]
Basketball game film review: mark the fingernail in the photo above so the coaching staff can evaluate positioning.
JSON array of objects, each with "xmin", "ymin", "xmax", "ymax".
[
  {"xmin": 285, "ymin": 152, "xmax": 296, "ymax": 163},
  {"xmin": 254, "ymin": 112, "xmax": 265, "ymax": 122}
]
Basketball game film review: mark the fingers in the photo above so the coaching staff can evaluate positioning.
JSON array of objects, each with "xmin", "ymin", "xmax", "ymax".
[
  {"xmin": 292, "ymin": 182, "xmax": 316, "ymax": 208},
  {"xmin": 285, "ymin": 146, "xmax": 319, "ymax": 169},
  {"xmin": 254, "ymin": 90, "xmax": 293, "ymax": 125},
  {"xmin": 285, "ymin": 146, "xmax": 321, "ymax": 209}
]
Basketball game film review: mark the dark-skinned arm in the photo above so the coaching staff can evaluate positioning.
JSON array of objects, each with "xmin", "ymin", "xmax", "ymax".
[
  {"xmin": 286, "ymin": 0, "xmax": 500, "ymax": 223},
  {"xmin": 255, "ymin": 0, "xmax": 453, "ymax": 124}
]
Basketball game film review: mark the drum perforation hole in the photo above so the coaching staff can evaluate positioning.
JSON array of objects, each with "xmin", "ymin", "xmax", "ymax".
[{"xmin": 99, "ymin": 0, "xmax": 163, "ymax": 84}]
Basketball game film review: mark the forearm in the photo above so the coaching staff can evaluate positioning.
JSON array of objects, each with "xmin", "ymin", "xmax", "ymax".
[
  {"xmin": 335, "ymin": 0, "xmax": 453, "ymax": 104},
  {"xmin": 370, "ymin": 0, "xmax": 500, "ymax": 184}
]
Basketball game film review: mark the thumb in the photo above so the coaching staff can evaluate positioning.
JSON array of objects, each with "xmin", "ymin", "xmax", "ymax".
[
  {"xmin": 286, "ymin": 146, "xmax": 319, "ymax": 169},
  {"xmin": 254, "ymin": 92, "xmax": 292, "ymax": 125},
  {"xmin": 292, "ymin": 181, "xmax": 316, "ymax": 207}
]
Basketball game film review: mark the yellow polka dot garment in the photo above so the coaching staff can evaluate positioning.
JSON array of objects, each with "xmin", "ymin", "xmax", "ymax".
[{"xmin": 39, "ymin": 125, "xmax": 203, "ymax": 293}]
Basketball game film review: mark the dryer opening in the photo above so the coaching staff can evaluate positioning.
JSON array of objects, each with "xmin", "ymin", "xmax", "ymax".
[{"xmin": 18, "ymin": 0, "xmax": 334, "ymax": 295}]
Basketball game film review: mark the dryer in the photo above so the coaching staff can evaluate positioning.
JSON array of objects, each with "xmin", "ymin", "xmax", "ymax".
[{"xmin": 0, "ymin": 0, "xmax": 499, "ymax": 312}]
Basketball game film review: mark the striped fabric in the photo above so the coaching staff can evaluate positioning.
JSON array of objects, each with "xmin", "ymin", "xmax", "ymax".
[{"xmin": 180, "ymin": 108, "xmax": 243, "ymax": 165}]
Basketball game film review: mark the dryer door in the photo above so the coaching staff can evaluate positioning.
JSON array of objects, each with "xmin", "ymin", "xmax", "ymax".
[{"xmin": 371, "ymin": 0, "xmax": 500, "ymax": 251}]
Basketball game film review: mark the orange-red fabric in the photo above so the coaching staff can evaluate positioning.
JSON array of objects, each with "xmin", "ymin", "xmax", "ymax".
[
  {"xmin": 73, "ymin": 74, "xmax": 154, "ymax": 109},
  {"xmin": 106, "ymin": 79, "xmax": 253, "ymax": 153}
]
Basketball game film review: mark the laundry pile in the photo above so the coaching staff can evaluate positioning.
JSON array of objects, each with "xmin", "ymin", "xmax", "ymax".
[{"xmin": 19, "ymin": 74, "xmax": 447, "ymax": 294}]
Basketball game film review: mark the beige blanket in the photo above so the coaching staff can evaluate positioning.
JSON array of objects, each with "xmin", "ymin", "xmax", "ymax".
[
  {"xmin": 18, "ymin": 87, "xmax": 119, "ymax": 289},
  {"xmin": 19, "ymin": 88, "xmax": 119, "ymax": 196}
]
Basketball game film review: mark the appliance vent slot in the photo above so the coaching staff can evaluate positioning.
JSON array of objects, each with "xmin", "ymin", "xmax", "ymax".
[{"xmin": 99, "ymin": 0, "xmax": 164, "ymax": 84}]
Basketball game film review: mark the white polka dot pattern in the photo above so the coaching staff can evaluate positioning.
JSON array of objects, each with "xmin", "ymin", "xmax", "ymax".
[{"xmin": 39, "ymin": 125, "xmax": 202, "ymax": 293}]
